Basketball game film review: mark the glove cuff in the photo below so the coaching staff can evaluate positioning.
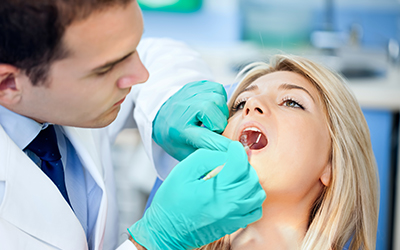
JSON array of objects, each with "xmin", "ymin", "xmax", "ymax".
[
  {"xmin": 127, "ymin": 221, "xmax": 154, "ymax": 250},
  {"xmin": 128, "ymin": 205, "xmax": 187, "ymax": 250}
]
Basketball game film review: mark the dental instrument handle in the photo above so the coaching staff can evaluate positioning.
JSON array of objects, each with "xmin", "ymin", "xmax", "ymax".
[{"xmin": 202, "ymin": 164, "xmax": 225, "ymax": 181}]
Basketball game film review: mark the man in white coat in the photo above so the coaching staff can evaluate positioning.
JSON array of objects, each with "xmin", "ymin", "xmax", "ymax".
[{"xmin": 0, "ymin": 0, "xmax": 266, "ymax": 249}]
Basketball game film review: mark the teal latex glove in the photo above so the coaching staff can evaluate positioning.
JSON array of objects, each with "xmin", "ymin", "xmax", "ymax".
[
  {"xmin": 153, "ymin": 80, "xmax": 231, "ymax": 161},
  {"xmin": 128, "ymin": 141, "xmax": 266, "ymax": 250}
]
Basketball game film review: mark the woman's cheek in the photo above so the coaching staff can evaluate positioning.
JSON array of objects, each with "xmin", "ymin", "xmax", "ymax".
[
  {"xmin": 222, "ymin": 123, "xmax": 235, "ymax": 140},
  {"xmin": 223, "ymin": 116, "xmax": 240, "ymax": 139}
]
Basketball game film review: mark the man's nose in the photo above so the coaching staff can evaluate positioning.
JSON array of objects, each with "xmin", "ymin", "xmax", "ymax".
[{"xmin": 117, "ymin": 53, "xmax": 149, "ymax": 89}]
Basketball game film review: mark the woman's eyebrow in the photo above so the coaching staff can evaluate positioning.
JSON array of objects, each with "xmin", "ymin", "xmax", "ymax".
[
  {"xmin": 279, "ymin": 83, "xmax": 315, "ymax": 103},
  {"xmin": 237, "ymin": 84, "xmax": 259, "ymax": 96}
]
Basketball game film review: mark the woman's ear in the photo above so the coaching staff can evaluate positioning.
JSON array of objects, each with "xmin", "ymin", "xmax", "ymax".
[
  {"xmin": 0, "ymin": 64, "xmax": 22, "ymax": 105},
  {"xmin": 320, "ymin": 162, "xmax": 331, "ymax": 187}
]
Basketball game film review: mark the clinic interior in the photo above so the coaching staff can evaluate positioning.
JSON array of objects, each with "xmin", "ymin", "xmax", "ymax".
[{"xmin": 111, "ymin": 1, "xmax": 400, "ymax": 249}]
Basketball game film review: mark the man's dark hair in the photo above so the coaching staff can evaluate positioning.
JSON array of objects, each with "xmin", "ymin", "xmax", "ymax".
[{"xmin": 0, "ymin": 0, "xmax": 132, "ymax": 85}]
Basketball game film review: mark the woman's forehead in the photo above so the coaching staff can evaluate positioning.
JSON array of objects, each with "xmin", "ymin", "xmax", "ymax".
[
  {"xmin": 239, "ymin": 71, "xmax": 319, "ymax": 99},
  {"xmin": 251, "ymin": 71, "xmax": 311, "ymax": 88}
]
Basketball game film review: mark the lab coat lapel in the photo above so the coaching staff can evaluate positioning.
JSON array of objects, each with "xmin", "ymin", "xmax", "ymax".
[
  {"xmin": 0, "ymin": 125, "xmax": 87, "ymax": 249},
  {"xmin": 62, "ymin": 126, "xmax": 108, "ymax": 250}
]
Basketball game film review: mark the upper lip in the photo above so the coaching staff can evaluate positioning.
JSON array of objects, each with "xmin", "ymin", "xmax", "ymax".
[
  {"xmin": 114, "ymin": 96, "xmax": 126, "ymax": 106},
  {"xmin": 114, "ymin": 88, "xmax": 131, "ymax": 106}
]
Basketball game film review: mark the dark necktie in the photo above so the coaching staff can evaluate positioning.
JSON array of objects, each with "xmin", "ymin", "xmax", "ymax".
[{"xmin": 25, "ymin": 125, "xmax": 72, "ymax": 207}]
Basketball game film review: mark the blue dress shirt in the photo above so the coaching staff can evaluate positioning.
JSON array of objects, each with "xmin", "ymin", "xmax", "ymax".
[{"xmin": 0, "ymin": 105, "xmax": 101, "ymax": 247}]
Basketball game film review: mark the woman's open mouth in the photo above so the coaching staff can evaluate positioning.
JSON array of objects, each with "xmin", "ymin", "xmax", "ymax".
[{"xmin": 239, "ymin": 127, "xmax": 268, "ymax": 150}]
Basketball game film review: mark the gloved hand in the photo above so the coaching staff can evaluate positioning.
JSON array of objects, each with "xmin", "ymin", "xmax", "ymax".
[
  {"xmin": 153, "ymin": 80, "xmax": 231, "ymax": 161},
  {"xmin": 128, "ymin": 141, "xmax": 266, "ymax": 250}
]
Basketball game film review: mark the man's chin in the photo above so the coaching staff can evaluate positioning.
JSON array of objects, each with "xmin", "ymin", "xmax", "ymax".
[
  {"xmin": 89, "ymin": 107, "xmax": 121, "ymax": 128},
  {"xmin": 79, "ymin": 115, "xmax": 118, "ymax": 129},
  {"xmin": 34, "ymin": 106, "xmax": 121, "ymax": 128},
  {"xmin": 62, "ymin": 111, "xmax": 119, "ymax": 129}
]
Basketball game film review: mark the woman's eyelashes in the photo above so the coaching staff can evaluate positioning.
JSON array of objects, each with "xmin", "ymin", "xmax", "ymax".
[
  {"xmin": 281, "ymin": 97, "xmax": 305, "ymax": 110},
  {"xmin": 230, "ymin": 95, "xmax": 305, "ymax": 114},
  {"xmin": 231, "ymin": 98, "xmax": 248, "ymax": 113}
]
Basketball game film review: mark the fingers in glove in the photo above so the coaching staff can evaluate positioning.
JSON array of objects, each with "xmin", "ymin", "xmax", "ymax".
[
  {"xmin": 196, "ymin": 98, "xmax": 229, "ymax": 133},
  {"xmin": 185, "ymin": 80, "xmax": 228, "ymax": 101},
  {"xmin": 217, "ymin": 141, "xmax": 253, "ymax": 184},
  {"xmin": 185, "ymin": 126, "xmax": 232, "ymax": 152},
  {"xmin": 174, "ymin": 147, "xmax": 229, "ymax": 180}
]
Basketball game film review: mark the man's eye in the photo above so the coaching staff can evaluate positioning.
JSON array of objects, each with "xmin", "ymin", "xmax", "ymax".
[{"xmin": 95, "ymin": 66, "xmax": 114, "ymax": 76}]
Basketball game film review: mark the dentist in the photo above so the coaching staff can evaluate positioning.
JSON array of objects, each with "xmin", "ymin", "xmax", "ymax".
[{"xmin": 0, "ymin": 0, "xmax": 265, "ymax": 249}]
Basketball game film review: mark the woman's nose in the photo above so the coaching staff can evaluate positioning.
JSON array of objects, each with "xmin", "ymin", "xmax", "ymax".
[
  {"xmin": 117, "ymin": 53, "xmax": 149, "ymax": 89},
  {"xmin": 243, "ymin": 97, "xmax": 266, "ymax": 117}
]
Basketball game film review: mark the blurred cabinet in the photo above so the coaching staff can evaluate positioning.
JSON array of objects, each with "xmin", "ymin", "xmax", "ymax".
[
  {"xmin": 363, "ymin": 109, "xmax": 397, "ymax": 250},
  {"xmin": 394, "ymin": 116, "xmax": 400, "ymax": 250}
]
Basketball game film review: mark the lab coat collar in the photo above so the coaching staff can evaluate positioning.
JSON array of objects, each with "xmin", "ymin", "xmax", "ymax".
[
  {"xmin": 62, "ymin": 126, "xmax": 108, "ymax": 250},
  {"xmin": 0, "ymin": 105, "xmax": 42, "ymax": 150},
  {"xmin": 0, "ymin": 125, "xmax": 88, "ymax": 249}
]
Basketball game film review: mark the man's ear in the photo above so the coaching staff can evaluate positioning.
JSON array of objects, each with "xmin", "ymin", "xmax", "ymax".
[
  {"xmin": 320, "ymin": 162, "xmax": 331, "ymax": 187},
  {"xmin": 0, "ymin": 64, "xmax": 22, "ymax": 105}
]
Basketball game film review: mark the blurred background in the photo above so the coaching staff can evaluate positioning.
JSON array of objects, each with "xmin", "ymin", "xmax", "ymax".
[{"xmin": 112, "ymin": 0, "xmax": 400, "ymax": 249}]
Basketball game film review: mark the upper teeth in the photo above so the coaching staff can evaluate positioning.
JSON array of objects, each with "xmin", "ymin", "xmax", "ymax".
[{"xmin": 243, "ymin": 127, "xmax": 261, "ymax": 132}]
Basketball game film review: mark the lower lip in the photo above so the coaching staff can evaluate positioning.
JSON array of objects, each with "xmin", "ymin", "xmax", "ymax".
[
  {"xmin": 114, "ymin": 97, "xmax": 126, "ymax": 107},
  {"xmin": 246, "ymin": 149, "xmax": 252, "ymax": 159}
]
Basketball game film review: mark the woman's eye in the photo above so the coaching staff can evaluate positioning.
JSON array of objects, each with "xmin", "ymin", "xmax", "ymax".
[
  {"xmin": 230, "ymin": 100, "xmax": 247, "ymax": 114},
  {"xmin": 237, "ymin": 101, "xmax": 246, "ymax": 109},
  {"xmin": 232, "ymin": 100, "xmax": 246, "ymax": 111},
  {"xmin": 283, "ymin": 99, "xmax": 304, "ymax": 109}
]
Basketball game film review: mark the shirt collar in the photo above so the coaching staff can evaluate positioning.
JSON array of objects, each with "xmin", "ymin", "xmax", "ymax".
[{"xmin": 0, "ymin": 105, "xmax": 48, "ymax": 150}]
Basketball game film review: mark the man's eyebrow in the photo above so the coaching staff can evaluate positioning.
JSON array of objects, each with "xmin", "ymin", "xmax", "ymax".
[
  {"xmin": 91, "ymin": 50, "xmax": 135, "ymax": 73},
  {"xmin": 279, "ymin": 83, "xmax": 315, "ymax": 102}
]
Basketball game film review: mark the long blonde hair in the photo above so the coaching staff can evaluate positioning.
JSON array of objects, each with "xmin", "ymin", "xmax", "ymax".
[{"xmin": 199, "ymin": 55, "xmax": 379, "ymax": 250}]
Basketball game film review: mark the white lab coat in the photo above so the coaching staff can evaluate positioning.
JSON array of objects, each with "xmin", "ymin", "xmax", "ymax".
[{"xmin": 0, "ymin": 38, "xmax": 213, "ymax": 250}]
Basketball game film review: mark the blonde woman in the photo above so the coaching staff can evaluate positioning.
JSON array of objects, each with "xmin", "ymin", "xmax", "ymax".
[{"xmin": 198, "ymin": 55, "xmax": 379, "ymax": 250}]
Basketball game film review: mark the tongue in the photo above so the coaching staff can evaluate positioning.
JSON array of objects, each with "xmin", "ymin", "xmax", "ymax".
[{"xmin": 240, "ymin": 130, "xmax": 268, "ymax": 150}]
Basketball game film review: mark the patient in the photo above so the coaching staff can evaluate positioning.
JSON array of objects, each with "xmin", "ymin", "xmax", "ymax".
[{"xmin": 198, "ymin": 55, "xmax": 379, "ymax": 250}]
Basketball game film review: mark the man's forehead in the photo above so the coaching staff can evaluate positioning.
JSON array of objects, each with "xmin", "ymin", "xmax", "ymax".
[{"xmin": 59, "ymin": 1, "xmax": 143, "ymax": 69}]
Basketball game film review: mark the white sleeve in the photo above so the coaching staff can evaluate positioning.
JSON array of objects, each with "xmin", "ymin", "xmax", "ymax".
[
  {"xmin": 133, "ymin": 37, "xmax": 214, "ymax": 179},
  {"xmin": 116, "ymin": 240, "xmax": 138, "ymax": 250},
  {"xmin": 0, "ymin": 181, "xmax": 5, "ymax": 206}
]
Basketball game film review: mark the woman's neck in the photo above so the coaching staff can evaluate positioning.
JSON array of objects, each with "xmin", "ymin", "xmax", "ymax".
[{"xmin": 230, "ymin": 199, "xmax": 312, "ymax": 250}]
